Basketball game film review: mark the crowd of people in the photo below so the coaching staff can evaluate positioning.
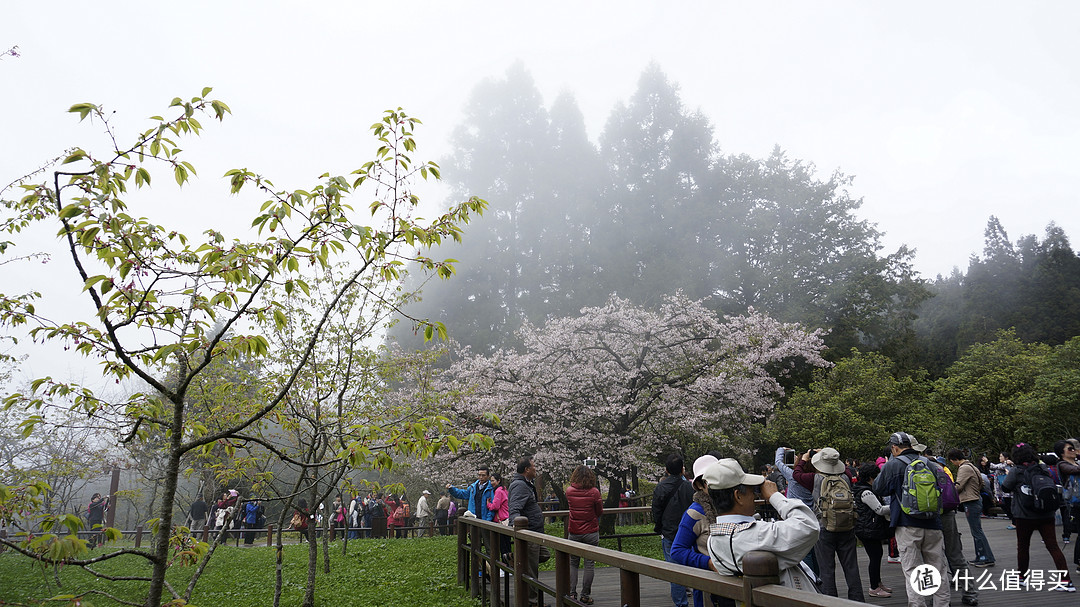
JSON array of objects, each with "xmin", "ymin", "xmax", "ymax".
[
  {"xmin": 648, "ymin": 433, "xmax": 1079, "ymax": 607},
  {"xmin": 154, "ymin": 431, "xmax": 1079, "ymax": 607},
  {"xmin": 181, "ymin": 488, "xmax": 468, "ymax": 543}
]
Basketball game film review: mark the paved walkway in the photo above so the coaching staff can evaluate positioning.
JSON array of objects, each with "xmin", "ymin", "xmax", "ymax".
[{"xmin": 520, "ymin": 516, "xmax": 1077, "ymax": 607}]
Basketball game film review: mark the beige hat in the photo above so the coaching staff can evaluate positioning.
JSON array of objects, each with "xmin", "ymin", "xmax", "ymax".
[
  {"xmin": 907, "ymin": 435, "xmax": 929, "ymax": 453},
  {"xmin": 702, "ymin": 458, "xmax": 765, "ymax": 490},
  {"xmin": 811, "ymin": 447, "xmax": 845, "ymax": 475},
  {"xmin": 692, "ymin": 455, "xmax": 719, "ymax": 482}
]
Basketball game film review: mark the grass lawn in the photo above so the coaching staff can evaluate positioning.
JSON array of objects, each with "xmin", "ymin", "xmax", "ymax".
[
  {"xmin": 0, "ymin": 535, "xmax": 480, "ymax": 607},
  {"xmin": 0, "ymin": 524, "xmax": 661, "ymax": 606},
  {"xmin": 538, "ymin": 521, "xmax": 662, "ymax": 571}
]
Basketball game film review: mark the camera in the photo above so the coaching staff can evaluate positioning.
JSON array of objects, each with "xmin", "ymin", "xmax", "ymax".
[
  {"xmin": 783, "ymin": 449, "xmax": 795, "ymax": 466},
  {"xmin": 583, "ymin": 457, "xmax": 597, "ymax": 468}
]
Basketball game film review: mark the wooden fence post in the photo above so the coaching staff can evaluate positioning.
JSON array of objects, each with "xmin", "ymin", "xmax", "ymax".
[
  {"xmin": 266, "ymin": 524, "xmax": 273, "ymax": 547},
  {"xmin": 741, "ymin": 550, "xmax": 780, "ymax": 607},
  {"xmin": 620, "ymin": 568, "xmax": 640, "ymax": 607},
  {"xmin": 134, "ymin": 526, "xmax": 143, "ymax": 548},
  {"xmin": 457, "ymin": 519, "xmax": 468, "ymax": 586},
  {"xmin": 513, "ymin": 517, "xmax": 530, "ymax": 607},
  {"xmin": 488, "ymin": 526, "xmax": 503, "ymax": 607},
  {"xmin": 469, "ymin": 522, "xmax": 482, "ymax": 599},
  {"xmin": 554, "ymin": 549, "xmax": 569, "ymax": 606}
]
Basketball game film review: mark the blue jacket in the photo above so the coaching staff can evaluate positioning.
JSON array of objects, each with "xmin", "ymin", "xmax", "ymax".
[
  {"xmin": 449, "ymin": 479, "xmax": 495, "ymax": 521},
  {"xmin": 872, "ymin": 449, "xmax": 942, "ymax": 530},
  {"xmin": 774, "ymin": 447, "xmax": 813, "ymax": 507},
  {"xmin": 670, "ymin": 502, "xmax": 712, "ymax": 607}
]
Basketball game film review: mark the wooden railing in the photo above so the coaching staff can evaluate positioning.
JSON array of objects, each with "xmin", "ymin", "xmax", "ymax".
[{"xmin": 457, "ymin": 514, "xmax": 865, "ymax": 607}]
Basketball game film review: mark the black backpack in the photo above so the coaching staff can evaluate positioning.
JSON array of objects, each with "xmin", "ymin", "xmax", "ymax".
[
  {"xmin": 1019, "ymin": 464, "xmax": 1061, "ymax": 514},
  {"xmin": 853, "ymin": 485, "xmax": 893, "ymax": 541}
]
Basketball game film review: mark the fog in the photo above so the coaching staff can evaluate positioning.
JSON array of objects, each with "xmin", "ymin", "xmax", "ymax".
[{"xmin": 2, "ymin": 1, "xmax": 1079, "ymax": 381}]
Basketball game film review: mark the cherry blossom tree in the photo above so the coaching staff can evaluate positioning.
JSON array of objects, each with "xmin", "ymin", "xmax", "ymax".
[{"xmin": 432, "ymin": 293, "xmax": 828, "ymax": 507}]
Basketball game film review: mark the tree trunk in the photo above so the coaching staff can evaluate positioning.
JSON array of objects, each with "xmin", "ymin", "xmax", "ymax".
[
  {"xmin": 145, "ymin": 403, "xmax": 185, "ymax": 607},
  {"xmin": 599, "ymin": 476, "xmax": 623, "ymax": 535},
  {"xmin": 304, "ymin": 521, "xmax": 317, "ymax": 607},
  {"xmin": 321, "ymin": 515, "xmax": 330, "ymax": 573}
]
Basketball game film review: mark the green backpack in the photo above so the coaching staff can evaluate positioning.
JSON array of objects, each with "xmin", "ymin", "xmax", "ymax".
[
  {"xmin": 813, "ymin": 473, "xmax": 855, "ymax": 532},
  {"xmin": 897, "ymin": 455, "xmax": 941, "ymax": 519}
]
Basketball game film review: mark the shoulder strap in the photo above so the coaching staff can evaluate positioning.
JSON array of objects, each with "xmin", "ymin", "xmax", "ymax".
[
  {"xmin": 654, "ymin": 480, "xmax": 676, "ymax": 516},
  {"xmin": 963, "ymin": 462, "xmax": 983, "ymax": 489}
]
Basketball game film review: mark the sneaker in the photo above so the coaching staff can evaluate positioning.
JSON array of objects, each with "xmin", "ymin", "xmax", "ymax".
[
  {"xmin": 1006, "ymin": 525, "xmax": 1016, "ymax": 530},
  {"xmin": 888, "ymin": 556, "xmax": 901, "ymax": 564},
  {"xmin": 879, "ymin": 583, "xmax": 893, "ymax": 593},
  {"xmin": 961, "ymin": 598, "xmax": 979, "ymax": 606},
  {"xmin": 1051, "ymin": 582, "xmax": 1076, "ymax": 592},
  {"xmin": 580, "ymin": 596, "xmax": 594, "ymax": 605},
  {"xmin": 1063, "ymin": 537, "xmax": 1070, "ymax": 545},
  {"xmin": 972, "ymin": 560, "xmax": 995, "ymax": 568},
  {"xmin": 868, "ymin": 586, "xmax": 892, "ymax": 598}
]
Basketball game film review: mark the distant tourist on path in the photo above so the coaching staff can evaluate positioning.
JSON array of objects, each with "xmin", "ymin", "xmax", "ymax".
[
  {"xmin": 86, "ymin": 493, "xmax": 107, "ymax": 548},
  {"xmin": 447, "ymin": 464, "xmax": 495, "ymax": 522},
  {"xmin": 508, "ymin": 456, "xmax": 549, "ymax": 607},
  {"xmin": 652, "ymin": 453, "xmax": 694, "ymax": 607},
  {"xmin": 416, "ymin": 489, "xmax": 434, "ymax": 537},
  {"xmin": 1000, "ymin": 443, "xmax": 1075, "ymax": 593},
  {"xmin": 565, "ymin": 464, "xmax": 603, "ymax": 605},
  {"xmin": 947, "ymin": 448, "xmax": 996, "ymax": 568},
  {"xmin": 189, "ymin": 495, "xmax": 207, "ymax": 531}
]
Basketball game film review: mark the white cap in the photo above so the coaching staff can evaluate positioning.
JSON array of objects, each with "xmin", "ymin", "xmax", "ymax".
[{"xmin": 702, "ymin": 458, "xmax": 765, "ymax": 490}]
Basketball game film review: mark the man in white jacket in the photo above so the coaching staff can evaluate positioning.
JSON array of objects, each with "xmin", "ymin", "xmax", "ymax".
[
  {"xmin": 705, "ymin": 458, "xmax": 821, "ymax": 593},
  {"xmin": 416, "ymin": 490, "xmax": 433, "ymax": 537}
]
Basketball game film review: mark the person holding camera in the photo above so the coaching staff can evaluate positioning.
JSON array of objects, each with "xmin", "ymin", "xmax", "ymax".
[
  {"xmin": 705, "ymin": 458, "xmax": 820, "ymax": 593},
  {"xmin": 793, "ymin": 447, "xmax": 862, "ymax": 602}
]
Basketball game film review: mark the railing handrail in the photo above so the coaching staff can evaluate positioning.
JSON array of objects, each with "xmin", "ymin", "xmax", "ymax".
[{"xmin": 457, "ymin": 515, "xmax": 865, "ymax": 607}]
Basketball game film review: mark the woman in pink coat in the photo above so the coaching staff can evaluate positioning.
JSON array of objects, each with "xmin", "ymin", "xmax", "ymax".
[
  {"xmin": 486, "ymin": 471, "xmax": 512, "ymax": 561},
  {"xmin": 486, "ymin": 471, "xmax": 510, "ymax": 523}
]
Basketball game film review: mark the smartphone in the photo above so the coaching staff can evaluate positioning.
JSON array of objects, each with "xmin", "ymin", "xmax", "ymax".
[{"xmin": 784, "ymin": 449, "xmax": 795, "ymax": 466}]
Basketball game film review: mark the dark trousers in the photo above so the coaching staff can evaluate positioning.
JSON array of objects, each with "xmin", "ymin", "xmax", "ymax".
[
  {"xmin": 942, "ymin": 511, "xmax": 977, "ymax": 601},
  {"xmin": 1014, "ymin": 518, "xmax": 1072, "ymax": 582},
  {"xmin": 859, "ymin": 536, "xmax": 884, "ymax": 588},
  {"xmin": 815, "ymin": 529, "xmax": 864, "ymax": 602},
  {"xmin": 243, "ymin": 521, "xmax": 257, "ymax": 545}
]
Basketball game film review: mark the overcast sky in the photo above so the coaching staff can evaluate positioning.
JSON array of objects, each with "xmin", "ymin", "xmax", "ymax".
[
  {"xmin": 2, "ymin": 2, "xmax": 1079, "ymax": 382},
  {"xmin": 6, "ymin": 1, "xmax": 1079, "ymax": 275}
]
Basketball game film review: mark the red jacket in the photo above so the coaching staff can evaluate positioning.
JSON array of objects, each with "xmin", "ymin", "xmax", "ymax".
[{"xmin": 566, "ymin": 483, "xmax": 603, "ymax": 535}]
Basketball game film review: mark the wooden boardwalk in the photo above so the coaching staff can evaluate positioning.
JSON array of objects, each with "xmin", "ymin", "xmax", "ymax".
[{"xmin": 517, "ymin": 516, "xmax": 1077, "ymax": 607}]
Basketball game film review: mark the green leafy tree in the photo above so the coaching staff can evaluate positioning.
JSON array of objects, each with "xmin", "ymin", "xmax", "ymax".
[
  {"xmin": 1012, "ymin": 336, "xmax": 1080, "ymax": 447},
  {"xmin": 765, "ymin": 349, "xmax": 935, "ymax": 461},
  {"xmin": 931, "ymin": 330, "xmax": 1051, "ymax": 453},
  {"xmin": 0, "ymin": 91, "xmax": 484, "ymax": 607}
]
